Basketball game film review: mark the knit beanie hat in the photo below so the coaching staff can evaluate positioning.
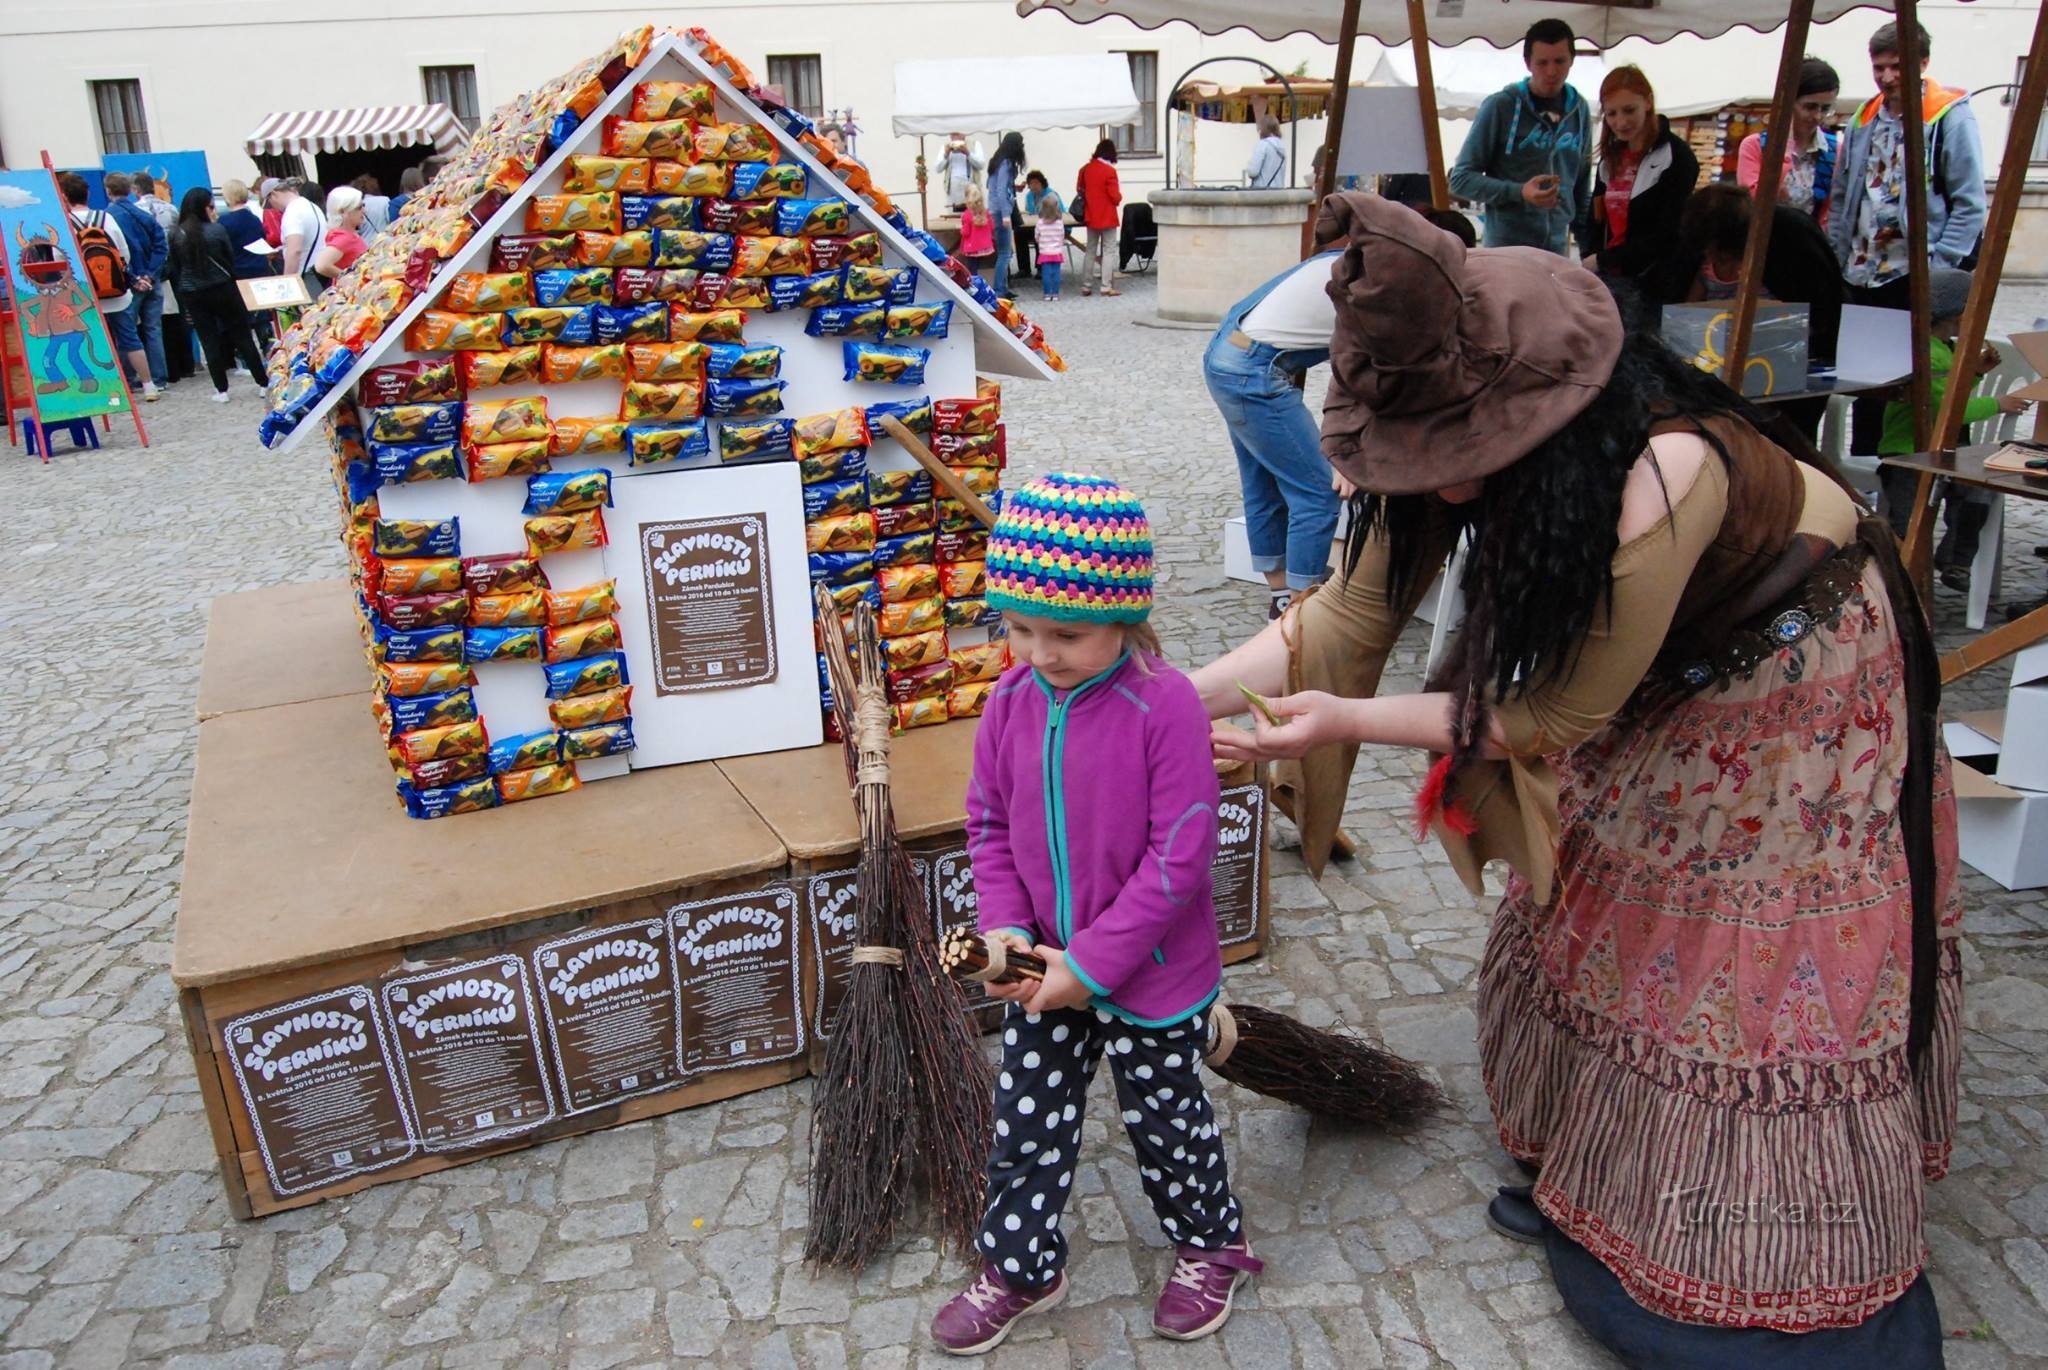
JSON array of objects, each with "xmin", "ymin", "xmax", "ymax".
[{"xmin": 984, "ymin": 472, "xmax": 1154, "ymax": 623}]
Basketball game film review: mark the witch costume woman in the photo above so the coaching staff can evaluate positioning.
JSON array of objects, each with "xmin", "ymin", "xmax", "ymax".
[{"xmin": 1193, "ymin": 193, "xmax": 1962, "ymax": 1368}]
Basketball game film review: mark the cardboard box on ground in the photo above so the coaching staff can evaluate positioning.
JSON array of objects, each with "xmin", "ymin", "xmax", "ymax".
[{"xmin": 1943, "ymin": 643, "xmax": 2048, "ymax": 890}]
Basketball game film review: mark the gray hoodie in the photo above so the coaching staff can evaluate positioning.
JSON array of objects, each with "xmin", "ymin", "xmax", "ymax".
[{"xmin": 1449, "ymin": 80, "xmax": 1592, "ymax": 254}]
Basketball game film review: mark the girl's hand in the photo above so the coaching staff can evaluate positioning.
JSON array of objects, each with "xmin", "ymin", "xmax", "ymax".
[
  {"xmin": 982, "ymin": 930, "xmax": 1037, "ymax": 1004},
  {"xmin": 1331, "ymin": 470, "xmax": 1357, "ymax": 499},
  {"xmin": 1025, "ymin": 947, "xmax": 1095, "ymax": 1014}
]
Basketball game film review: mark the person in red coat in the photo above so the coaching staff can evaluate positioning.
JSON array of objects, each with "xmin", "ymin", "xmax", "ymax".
[{"xmin": 1075, "ymin": 138, "xmax": 1124, "ymax": 297}]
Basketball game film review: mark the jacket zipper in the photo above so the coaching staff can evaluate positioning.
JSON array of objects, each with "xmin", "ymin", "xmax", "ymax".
[{"xmin": 1037, "ymin": 656, "xmax": 1128, "ymax": 948}]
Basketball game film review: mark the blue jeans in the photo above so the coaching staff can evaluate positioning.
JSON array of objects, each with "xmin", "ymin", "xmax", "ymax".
[
  {"xmin": 993, "ymin": 223, "xmax": 1014, "ymax": 296},
  {"xmin": 1040, "ymin": 262, "xmax": 1062, "ymax": 297},
  {"xmin": 104, "ymin": 303, "xmax": 141, "ymax": 357},
  {"xmin": 1203, "ymin": 333, "xmax": 1338, "ymax": 590},
  {"xmin": 132, "ymin": 281, "xmax": 167, "ymax": 385}
]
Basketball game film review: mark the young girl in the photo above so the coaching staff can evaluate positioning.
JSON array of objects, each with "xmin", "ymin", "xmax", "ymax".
[
  {"xmin": 958, "ymin": 183, "xmax": 997, "ymax": 281},
  {"xmin": 931, "ymin": 474, "xmax": 1260, "ymax": 1356},
  {"xmin": 1033, "ymin": 196, "xmax": 1066, "ymax": 301}
]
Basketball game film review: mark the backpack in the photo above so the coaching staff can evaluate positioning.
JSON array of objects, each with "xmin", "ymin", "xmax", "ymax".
[
  {"xmin": 1068, "ymin": 166, "xmax": 1088, "ymax": 225},
  {"xmin": 75, "ymin": 212, "xmax": 129, "ymax": 299}
]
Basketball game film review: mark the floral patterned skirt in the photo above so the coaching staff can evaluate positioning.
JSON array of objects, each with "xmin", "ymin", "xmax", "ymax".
[{"xmin": 1476, "ymin": 560, "xmax": 1964, "ymax": 1333}]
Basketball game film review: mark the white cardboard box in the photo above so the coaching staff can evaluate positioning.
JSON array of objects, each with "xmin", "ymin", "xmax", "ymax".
[
  {"xmin": 1945, "ymin": 711, "xmax": 2048, "ymax": 891},
  {"xmin": 1993, "ymin": 643, "xmax": 2048, "ymax": 793}
]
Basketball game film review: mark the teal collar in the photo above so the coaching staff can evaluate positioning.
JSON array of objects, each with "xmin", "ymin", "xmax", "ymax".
[{"xmin": 1030, "ymin": 651, "xmax": 1129, "ymax": 704}]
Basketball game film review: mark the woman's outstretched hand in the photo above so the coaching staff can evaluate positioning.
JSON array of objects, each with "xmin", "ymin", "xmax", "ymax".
[{"xmin": 1210, "ymin": 690, "xmax": 1349, "ymax": 762}]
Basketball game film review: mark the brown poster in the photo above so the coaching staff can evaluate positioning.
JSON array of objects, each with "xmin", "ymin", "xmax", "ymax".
[
  {"xmin": 668, "ymin": 885, "xmax": 804, "ymax": 1073},
  {"xmin": 1212, "ymin": 784, "xmax": 1266, "ymax": 947},
  {"xmin": 639, "ymin": 514, "xmax": 777, "ymax": 696},
  {"xmin": 929, "ymin": 848, "xmax": 1002, "ymax": 1028},
  {"xmin": 381, "ymin": 955, "xmax": 556, "ymax": 1152},
  {"xmin": 223, "ymin": 986, "xmax": 415, "ymax": 1197},
  {"xmin": 806, "ymin": 867, "xmax": 859, "ymax": 1041},
  {"xmin": 532, "ymin": 919, "xmax": 682, "ymax": 1115}
]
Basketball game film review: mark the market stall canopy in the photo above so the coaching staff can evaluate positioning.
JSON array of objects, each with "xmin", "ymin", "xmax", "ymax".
[
  {"xmin": 1015, "ymin": 0, "xmax": 1902, "ymax": 47},
  {"xmin": 1364, "ymin": 44, "xmax": 1609, "ymax": 120},
  {"xmin": 1173, "ymin": 79, "xmax": 1335, "ymax": 123},
  {"xmin": 890, "ymin": 54, "xmax": 1140, "ymax": 135},
  {"xmin": 243, "ymin": 103, "xmax": 469, "ymax": 158}
]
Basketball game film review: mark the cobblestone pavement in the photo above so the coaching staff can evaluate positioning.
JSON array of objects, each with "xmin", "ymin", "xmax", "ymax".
[{"xmin": 2, "ymin": 274, "xmax": 2046, "ymax": 1370}]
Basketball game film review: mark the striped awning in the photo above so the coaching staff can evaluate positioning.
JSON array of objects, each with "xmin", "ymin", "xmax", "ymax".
[{"xmin": 243, "ymin": 103, "xmax": 468, "ymax": 158}]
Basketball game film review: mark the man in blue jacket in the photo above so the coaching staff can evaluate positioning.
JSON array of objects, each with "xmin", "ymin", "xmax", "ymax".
[
  {"xmin": 103, "ymin": 172, "xmax": 169, "ymax": 392},
  {"xmin": 1448, "ymin": 19, "xmax": 1591, "ymax": 255}
]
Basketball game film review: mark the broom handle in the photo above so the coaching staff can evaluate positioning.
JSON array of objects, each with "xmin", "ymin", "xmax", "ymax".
[
  {"xmin": 876, "ymin": 414, "xmax": 997, "ymax": 530},
  {"xmin": 941, "ymin": 932, "xmax": 1047, "ymax": 985}
]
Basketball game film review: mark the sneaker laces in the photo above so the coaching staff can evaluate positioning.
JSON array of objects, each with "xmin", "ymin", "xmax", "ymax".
[
  {"xmin": 1169, "ymin": 1256, "xmax": 1212, "ymax": 1294},
  {"xmin": 961, "ymin": 1273, "xmax": 1006, "ymax": 1311}
]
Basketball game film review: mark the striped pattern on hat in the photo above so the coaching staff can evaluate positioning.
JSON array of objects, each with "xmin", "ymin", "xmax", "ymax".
[{"xmin": 984, "ymin": 472, "xmax": 1154, "ymax": 623}]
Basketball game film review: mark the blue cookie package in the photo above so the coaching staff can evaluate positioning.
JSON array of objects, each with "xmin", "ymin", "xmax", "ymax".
[
  {"xmin": 590, "ymin": 301, "xmax": 669, "ymax": 345},
  {"xmin": 864, "ymin": 396, "xmax": 932, "ymax": 435},
  {"xmin": 706, "ymin": 377, "xmax": 786, "ymax": 418},
  {"xmin": 371, "ymin": 440, "xmax": 463, "ymax": 485},
  {"xmin": 808, "ymin": 550, "xmax": 875, "ymax": 586},
  {"xmin": 375, "ymin": 624, "xmax": 465, "ymax": 664},
  {"xmin": 488, "ymin": 729, "xmax": 562, "ymax": 775},
  {"xmin": 365, "ymin": 401, "xmax": 461, "ymax": 445},
  {"xmin": 522, "ymin": 468, "xmax": 614, "ymax": 516},
  {"xmin": 843, "ymin": 340, "xmax": 929, "ymax": 386},
  {"xmin": 805, "ymin": 303, "xmax": 885, "ymax": 337},
  {"xmin": 563, "ymin": 720, "xmax": 635, "ymax": 760},
  {"xmin": 387, "ymin": 687, "xmax": 477, "ymax": 736},
  {"xmin": 464, "ymin": 626, "xmax": 544, "ymax": 663},
  {"xmin": 544, "ymin": 651, "xmax": 629, "ymax": 700},
  {"xmin": 372, "ymin": 516, "xmax": 459, "ymax": 558},
  {"xmin": 400, "ymin": 776, "xmax": 500, "ymax": 820}
]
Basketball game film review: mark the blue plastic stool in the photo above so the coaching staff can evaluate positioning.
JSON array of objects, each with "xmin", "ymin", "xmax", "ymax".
[{"xmin": 20, "ymin": 416, "xmax": 100, "ymax": 458}]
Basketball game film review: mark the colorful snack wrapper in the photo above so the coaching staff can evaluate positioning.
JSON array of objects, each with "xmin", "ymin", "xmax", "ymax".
[
  {"xmin": 693, "ymin": 122, "xmax": 776, "ymax": 162},
  {"xmin": 574, "ymin": 231, "xmax": 656, "ymax": 268},
  {"xmin": 630, "ymin": 80, "xmax": 715, "ymax": 120},
  {"xmin": 878, "ymin": 563, "xmax": 941, "ymax": 604},
  {"xmin": 867, "ymin": 468, "xmax": 933, "ymax": 507},
  {"xmin": 457, "ymin": 345, "xmax": 545, "ymax": 390},
  {"xmin": 563, "ymin": 155, "xmax": 651, "ymax": 194},
  {"xmin": 407, "ymin": 753, "xmax": 488, "ymax": 790},
  {"xmin": 774, "ymin": 198, "xmax": 850, "ymax": 238},
  {"xmin": 864, "ymin": 396, "xmax": 933, "ymax": 435},
  {"xmin": 841, "ymin": 265, "xmax": 917, "ymax": 304},
  {"xmin": 882, "ymin": 628, "xmax": 948, "ymax": 672},
  {"xmin": 873, "ymin": 501, "xmax": 936, "ymax": 539},
  {"xmin": 545, "ymin": 616, "xmax": 622, "ymax": 662},
  {"xmin": 532, "ymin": 267, "xmax": 615, "ymax": 308},
  {"xmin": 626, "ymin": 421, "xmax": 710, "ymax": 466},
  {"xmin": 880, "ymin": 595, "xmax": 945, "ymax": 638},
  {"xmin": 936, "ymin": 529, "xmax": 989, "ymax": 564},
  {"xmin": 933, "ymin": 394, "xmax": 1001, "ymax": 435},
  {"xmin": 653, "ymin": 230, "xmax": 736, "ymax": 271},
  {"xmin": 562, "ymin": 720, "xmax": 636, "ymax": 760},
  {"xmin": 469, "ymin": 589, "xmax": 548, "ymax": 628},
  {"xmin": 526, "ymin": 509, "xmax": 609, "ymax": 557},
  {"xmin": 545, "ymin": 580, "xmax": 617, "ymax": 627},
  {"xmin": 491, "ymin": 234, "xmax": 579, "ymax": 272},
  {"xmin": 374, "ymin": 623, "xmax": 465, "ymax": 664},
  {"xmin": 698, "ymin": 199, "xmax": 779, "ymax": 236},
  {"xmin": 806, "ymin": 512, "xmax": 878, "ymax": 555},
  {"xmin": 884, "ymin": 302, "xmax": 953, "ymax": 339},
  {"xmin": 844, "ymin": 340, "xmax": 929, "ymax": 386},
  {"xmin": 502, "ymin": 306, "xmax": 595, "ymax": 345},
  {"xmin": 718, "ymin": 418, "xmax": 794, "ymax": 463},
  {"xmin": 726, "ymin": 235, "xmax": 808, "ymax": 277},
  {"xmin": 946, "ymin": 463, "xmax": 1000, "ymax": 497},
  {"xmin": 444, "ymin": 272, "xmax": 534, "ymax": 312},
  {"xmin": 822, "ymin": 580, "xmax": 881, "ymax": 615},
  {"xmin": 549, "ymin": 416, "xmax": 630, "ymax": 456},
  {"xmin": 649, "ymin": 160, "xmax": 730, "ymax": 196},
  {"xmin": 766, "ymin": 271, "xmax": 843, "ymax": 311},
  {"xmin": 947, "ymin": 680, "xmax": 996, "ymax": 719},
  {"xmin": 667, "ymin": 307, "xmax": 747, "ymax": 342},
  {"xmin": 933, "ymin": 427, "xmax": 1006, "ymax": 467},
  {"xmin": 540, "ymin": 343, "xmax": 627, "ymax": 384},
  {"xmin": 949, "ymin": 639, "xmax": 1009, "ymax": 684},
  {"xmin": 806, "ymin": 232, "xmax": 883, "ymax": 273},
  {"xmin": 465, "ymin": 625, "xmax": 544, "ymax": 662},
  {"xmin": 375, "ymin": 517, "xmax": 459, "ymax": 558},
  {"xmin": 497, "ymin": 762, "xmax": 580, "ymax": 804},
  {"xmin": 524, "ymin": 468, "xmax": 613, "ymax": 516},
  {"xmin": 463, "ymin": 553, "xmax": 547, "ymax": 596},
  {"xmin": 488, "ymin": 729, "xmax": 562, "ymax": 775},
  {"xmin": 360, "ymin": 359, "xmax": 458, "ymax": 406},
  {"xmin": 799, "ymin": 445, "xmax": 868, "ymax": 485},
  {"xmin": 621, "ymin": 195, "xmax": 698, "ymax": 232},
  {"xmin": 526, "ymin": 192, "xmax": 620, "ymax": 234},
  {"xmin": 386, "ymin": 686, "xmax": 476, "ymax": 735},
  {"xmin": 938, "ymin": 493, "xmax": 998, "ymax": 532},
  {"xmin": 688, "ymin": 274, "xmax": 772, "ymax": 309},
  {"xmin": 601, "ymin": 116, "xmax": 693, "ymax": 158},
  {"xmin": 944, "ymin": 596, "xmax": 1000, "ymax": 629},
  {"xmin": 405, "ymin": 310, "xmax": 505, "ymax": 352},
  {"xmin": 893, "ymin": 696, "xmax": 949, "ymax": 732},
  {"xmin": 462, "ymin": 396, "xmax": 550, "ymax": 446},
  {"xmin": 379, "ymin": 658, "xmax": 473, "ymax": 697},
  {"xmin": 592, "ymin": 302, "xmax": 671, "ymax": 344},
  {"xmin": 940, "ymin": 559, "xmax": 988, "ymax": 599},
  {"xmin": 886, "ymin": 659, "xmax": 954, "ymax": 704},
  {"xmin": 626, "ymin": 341, "xmax": 711, "ymax": 381},
  {"xmin": 614, "ymin": 267, "xmax": 703, "ymax": 304},
  {"xmin": 706, "ymin": 378, "xmax": 784, "ymax": 418},
  {"xmin": 401, "ymin": 776, "xmax": 500, "ymax": 820},
  {"xmin": 803, "ymin": 476, "xmax": 867, "ymax": 519},
  {"xmin": 621, "ymin": 380, "xmax": 704, "ymax": 422},
  {"xmin": 366, "ymin": 401, "xmax": 461, "ymax": 445},
  {"xmin": 808, "ymin": 550, "xmax": 875, "ymax": 585},
  {"xmin": 791, "ymin": 407, "xmax": 869, "ymax": 458},
  {"xmin": 874, "ymin": 530, "xmax": 937, "ymax": 569},
  {"xmin": 376, "ymin": 557, "xmax": 463, "ymax": 596},
  {"xmin": 805, "ymin": 303, "xmax": 885, "ymax": 337},
  {"xmin": 372, "ymin": 441, "xmax": 463, "ymax": 485},
  {"xmin": 548, "ymin": 684, "xmax": 632, "ymax": 730},
  {"xmin": 731, "ymin": 162, "xmax": 808, "ymax": 200},
  {"xmin": 705, "ymin": 342, "xmax": 782, "ymax": 379},
  {"xmin": 545, "ymin": 650, "xmax": 628, "ymax": 699}
]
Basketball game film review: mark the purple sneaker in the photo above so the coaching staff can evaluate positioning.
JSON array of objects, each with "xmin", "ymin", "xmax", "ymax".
[
  {"xmin": 1153, "ymin": 1244, "xmax": 1263, "ymax": 1340},
  {"xmin": 930, "ymin": 1266, "xmax": 1067, "ymax": 1356}
]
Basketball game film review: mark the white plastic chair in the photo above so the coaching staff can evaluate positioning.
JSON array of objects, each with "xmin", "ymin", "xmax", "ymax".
[{"xmin": 1961, "ymin": 335, "xmax": 2035, "ymax": 629}]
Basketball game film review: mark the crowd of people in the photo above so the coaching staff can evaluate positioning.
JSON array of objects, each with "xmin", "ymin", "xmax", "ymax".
[{"xmin": 945, "ymin": 131, "xmax": 1128, "ymax": 300}]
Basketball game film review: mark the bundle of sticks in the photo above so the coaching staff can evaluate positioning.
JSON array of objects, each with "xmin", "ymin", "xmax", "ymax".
[
  {"xmin": 940, "ymin": 929, "xmax": 1443, "ymax": 1129},
  {"xmin": 803, "ymin": 591, "xmax": 993, "ymax": 1270}
]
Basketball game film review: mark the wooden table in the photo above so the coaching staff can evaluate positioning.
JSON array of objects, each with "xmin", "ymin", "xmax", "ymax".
[{"xmin": 1881, "ymin": 441, "xmax": 2048, "ymax": 682}]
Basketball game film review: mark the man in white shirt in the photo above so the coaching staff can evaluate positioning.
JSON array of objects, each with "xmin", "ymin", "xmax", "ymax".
[
  {"xmin": 268, "ymin": 179, "xmax": 327, "ymax": 294},
  {"xmin": 56, "ymin": 171, "xmax": 155, "ymax": 399}
]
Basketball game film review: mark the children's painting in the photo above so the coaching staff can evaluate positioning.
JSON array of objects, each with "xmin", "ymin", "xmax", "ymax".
[{"xmin": 0, "ymin": 169, "xmax": 131, "ymax": 423}]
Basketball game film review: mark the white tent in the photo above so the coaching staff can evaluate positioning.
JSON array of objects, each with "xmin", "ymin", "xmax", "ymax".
[
  {"xmin": 891, "ymin": 54, "xmax": 1140, "ymax": 136},
  {"xmin": 1364, "ymin": 44, "xmax": 1609, "ymax": 121}
]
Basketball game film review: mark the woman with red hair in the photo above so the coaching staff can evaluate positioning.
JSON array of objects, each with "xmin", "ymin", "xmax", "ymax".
[{"xmin": 1583, "ymin": 66, "xmax": 1697, "ymax": 292}]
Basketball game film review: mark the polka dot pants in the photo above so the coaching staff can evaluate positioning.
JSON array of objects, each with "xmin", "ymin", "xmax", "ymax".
[{"xmin": 978, "ymin": 1003, "xmax": 1244, "ymax": 1290}]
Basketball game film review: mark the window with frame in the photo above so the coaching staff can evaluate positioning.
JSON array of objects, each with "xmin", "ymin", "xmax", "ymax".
[
  {"xmin": 423, "ymin": 65, "xmax": 481, "ymax": 131},
  {"xmin": 90, "ymin": 79, "xmax": 150, "ymax": 156},
  {"xmin": 1110, "ymin": 51, "xmax": 1158, "ymax": 157},
  {"xmin": 767, "ymin": 55, "xmax": 825, "ymax": 121}
]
